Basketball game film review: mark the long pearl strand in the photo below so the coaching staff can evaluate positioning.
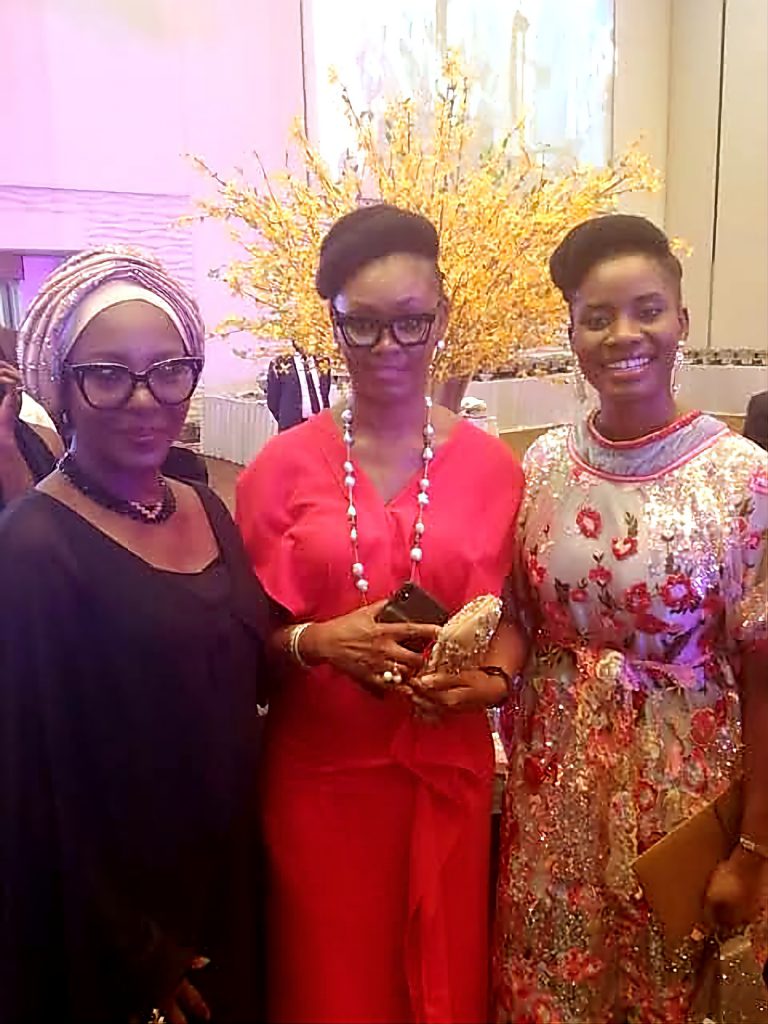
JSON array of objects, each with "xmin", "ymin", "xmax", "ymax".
[{"xmin": 342, "ymin": 395, "xmax": 435, "ymax": 599}]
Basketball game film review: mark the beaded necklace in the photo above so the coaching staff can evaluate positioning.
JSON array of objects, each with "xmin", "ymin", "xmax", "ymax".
[
  {"xmin": 59, "ymin": 452, "xmax": 176, "ymax": 525},
  {"xmin": 342, "ymin": 394, "xmax": 435, "ymax": 601}
]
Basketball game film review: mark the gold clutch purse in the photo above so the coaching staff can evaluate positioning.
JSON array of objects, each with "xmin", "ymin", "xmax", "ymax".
[
  {"xmin": 632, "ymin": 779, "xmax": 742, "ymax": 952},
  {"xmin": 426, "ymin": 594, "xmax": 503, "ymax": 673}
]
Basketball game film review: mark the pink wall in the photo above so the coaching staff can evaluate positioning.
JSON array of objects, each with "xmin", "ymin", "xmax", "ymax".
[
  {"xmin": 0, "ymin": 0, "xmax": 306, "ymax": 386},
  {"xmin": 18, "ymin": 253, "xmax": 66, "ymax": 315}
]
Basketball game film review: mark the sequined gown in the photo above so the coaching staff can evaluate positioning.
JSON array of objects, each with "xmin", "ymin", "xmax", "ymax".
[{"xmin": 494, "ymin": 412, "xmax": 768, "ymax": 1023}]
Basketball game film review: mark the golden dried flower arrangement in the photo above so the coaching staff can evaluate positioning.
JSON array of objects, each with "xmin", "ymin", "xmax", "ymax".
[{"xmin": 189, "ymin": 51, "xmax": 662, "ymax": 380}]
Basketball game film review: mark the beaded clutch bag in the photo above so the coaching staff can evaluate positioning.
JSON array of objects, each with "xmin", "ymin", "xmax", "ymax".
[{"xmin": 426, "ymin": 594, "xmax": 503, "ymax": 673}]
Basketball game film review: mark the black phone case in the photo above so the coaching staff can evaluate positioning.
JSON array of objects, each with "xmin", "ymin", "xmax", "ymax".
[
  {"xmin": 376, "ymin": 583, "xmax": 449, "ymax": 653},
  {"xmin": 376, "ymin": 582, "xmax": 449, "ymax": 626}
]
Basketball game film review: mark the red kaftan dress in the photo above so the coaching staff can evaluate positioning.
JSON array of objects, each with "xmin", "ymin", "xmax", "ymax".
[{"xmin": 237, "ymin": 411, "xmax": 523, "ymax": 1023}]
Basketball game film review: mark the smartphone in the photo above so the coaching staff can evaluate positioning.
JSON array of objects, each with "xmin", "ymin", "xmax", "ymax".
[{"xmin": 376, "ymin": 582, "xmax": 449, "ymax": 652}]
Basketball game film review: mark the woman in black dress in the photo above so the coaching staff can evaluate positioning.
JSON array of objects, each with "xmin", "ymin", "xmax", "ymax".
[{"xmin": 0, "ymin": 248, "xmax": 269, "ymax": 1024}]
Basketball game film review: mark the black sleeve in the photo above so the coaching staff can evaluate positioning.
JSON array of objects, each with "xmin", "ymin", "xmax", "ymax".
[
  {"xmin": 0, "ymin": 520, "xmax": 191, "ymax": 1022},
  {"xmin": 744, "ymin": 393, "xmax": 768, "ymax": 452},
  {"xmin": 266, "ymin": 362, "xmax": 281, "ymax": 420}
]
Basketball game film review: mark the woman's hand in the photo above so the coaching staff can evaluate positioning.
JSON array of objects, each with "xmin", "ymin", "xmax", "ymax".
[
  {"xmin": 704, "ymin": 845, "xmax": 768, "ymax": 932},
  {"xmin": 300, "ymin": 599, "xmax": 440, "ymax": 696},
  {"xmin": 157, "ymin": 978, "xmax": 210, "ymax": 1023},
  {"xmin": 409, "ymin": 669, "xmax": 508, "ymax": 719}
]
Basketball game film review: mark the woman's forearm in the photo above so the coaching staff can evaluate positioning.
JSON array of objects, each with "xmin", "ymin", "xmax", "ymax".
[{"xmin": 484, "ymin": 620, "xmax": 529, "ymax": 677}]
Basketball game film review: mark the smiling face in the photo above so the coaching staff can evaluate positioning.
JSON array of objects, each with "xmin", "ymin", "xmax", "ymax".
[
  {"xmin": 570, "ymin": 252, "xmax": 689, "ymax": 409},
  {"xmin": 64, "ymin": 299, "xmax": 189, "ymax": 475},
  {"xmin": 332, "ymin": 252, "xmax": 448, "ymax": 407}
]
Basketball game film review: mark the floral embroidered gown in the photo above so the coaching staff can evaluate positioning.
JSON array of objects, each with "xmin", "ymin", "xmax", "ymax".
[{"xmin": 494, "ymin": 411, "xmax": 768, "ymax": 1022}]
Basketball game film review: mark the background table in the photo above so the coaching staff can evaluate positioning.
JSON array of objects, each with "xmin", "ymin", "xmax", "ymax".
[{"xmin": 201, "ymin": 393, "xmax": 276, "ymax": 466}]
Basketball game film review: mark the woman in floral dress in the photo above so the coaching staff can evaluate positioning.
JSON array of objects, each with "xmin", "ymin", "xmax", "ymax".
[{"xmin": 494, "ymin": 215, "xmax": 768, "ymax": 1022}]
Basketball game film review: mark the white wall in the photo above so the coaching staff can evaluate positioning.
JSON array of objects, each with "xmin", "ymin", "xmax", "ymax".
[
  {"xmin": 0, "ymin": 0, "xmax": 305, "ymax": 387},
  {"xmin": 709, "ymin": 0, "xmax": 768, "ymax": 352},
  {"xmin": 665, "ymin": 0, "xmax": 723, "ymax": 351},
  {"xmin": 612, "ymin": 0, "xmax": 671, "ymax": 226}
]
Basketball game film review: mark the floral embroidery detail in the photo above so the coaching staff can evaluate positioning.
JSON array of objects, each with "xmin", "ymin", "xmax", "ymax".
[
  {"xmin": 558, "ymin": 947, "xmax": 604, "ymax": 984},
  {"xmin": 611, "ymin": 535, "xmax": 638, "ymax": 560},
  {"xmin": 690, "ymin": 708, "xmax": 717, "ymax": 747},
  {"xmin": 660, "ymin": 573, "xmax": 697, "ymax": 613},
  {"xmin": 576, "ymin": 505, "xmax": 602, "ymax": 539},
  {"xmin": 571, "ymin": 587, "xmax": 588, "ymax": 603},
  {"xmin": 611, "ymin": 511, "xmax": 639, "ymax": 561},
  {"xmin": 635, "ymin": 779, "xmax": 657, "ymax": 814},
  {"xmin": 635, "ymin": 612, "xmax": 669, "ymax": 635},
  {"xmin": 526, "ymin": 547, "xmax": 547, "ymax": 585},
  {"xmin": 523, "ymin": 754, "xmax": 547, "ymax": 791},
  {"xmin": 624, "ymin": 582, "xmax": 652, "ymax": 614},
  {"xmin": 682, "ymin": 747, "xmax": 709, "ymax": 795},
  {"xmin": 734, "ymin": 515, "xmax": 750, "ymax": 537},
  {"xmin": 589, "ymin": 565, "xmax": 612, "ymax": 587},
  {"xmin": 746, "ymin": 529, "xmax": 763, "ymax": 551}
]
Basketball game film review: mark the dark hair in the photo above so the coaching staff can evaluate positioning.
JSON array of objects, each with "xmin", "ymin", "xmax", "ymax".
[
  {"xmin": 315, "ymin": 203, "xmax": 440, "ymax": 300},
  {"xmin": 549, "ymin": 214, "xmax": 682, "ymax": 302}
]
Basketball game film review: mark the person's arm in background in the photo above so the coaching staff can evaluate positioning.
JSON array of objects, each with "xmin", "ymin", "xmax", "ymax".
[
  {"xmin": 0, "ymin": 363, "xmax": 33, "ymax": 505},
  {"xmin": 266, "ymin": 361, "xmax": 281, "ymax": 423}
]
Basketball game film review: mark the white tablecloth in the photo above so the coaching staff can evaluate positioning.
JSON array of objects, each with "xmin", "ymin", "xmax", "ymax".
[{"xmin": 201, "ymin": 394, "xmax": 277, "ymax": 466}]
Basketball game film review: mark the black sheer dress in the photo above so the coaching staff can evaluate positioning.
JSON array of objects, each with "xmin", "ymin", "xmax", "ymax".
[{"xmin": 0, "ymin": 484, "xmax": 269, "ymax": 1023}]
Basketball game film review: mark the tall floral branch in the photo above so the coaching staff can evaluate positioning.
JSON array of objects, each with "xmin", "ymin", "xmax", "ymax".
[{"xmin": 189, "ymin": 51, "xmax": 663, "ymax": 380}]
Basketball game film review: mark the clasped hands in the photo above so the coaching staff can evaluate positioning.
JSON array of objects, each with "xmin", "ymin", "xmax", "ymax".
[{"xmin": 300, "ymin": 600, "xmax": 507, "ymax": 716}]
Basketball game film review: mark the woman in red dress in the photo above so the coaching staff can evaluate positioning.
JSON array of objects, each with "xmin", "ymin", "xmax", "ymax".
[{"xmin": 237, "ymin": 204, "xmax": 526, "ymax": 1023}]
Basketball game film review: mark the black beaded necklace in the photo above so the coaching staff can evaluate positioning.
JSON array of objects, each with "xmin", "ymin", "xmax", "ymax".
[{"xmin": 58, "ymin": 452, "xmax": 176, "ymax": 525}]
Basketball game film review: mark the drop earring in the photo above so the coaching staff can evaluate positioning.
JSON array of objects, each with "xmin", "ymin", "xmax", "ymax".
[
  {"xmin": 671, "ymin": 341, "xmax": 685, "ymax": 397},
  {"xmin": 572, "ymin": 363, "xmax": 588, "ymax": 405}
]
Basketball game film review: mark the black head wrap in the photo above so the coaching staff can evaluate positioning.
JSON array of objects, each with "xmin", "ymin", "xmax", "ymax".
[
  {"xmin": 549, "ymin": 214, "xmax": 682, "ymax": 301},
  {"xmin": 316, "ymin": 203, "xmax": 439, "ymax": 300}
]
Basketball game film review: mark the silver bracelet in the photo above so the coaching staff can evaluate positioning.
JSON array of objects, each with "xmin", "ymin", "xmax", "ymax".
[
  {"xmin": 739, "ymin": 835, "xmax": 768, "ymax": 860},
  {"xmin": 288, "ymin": 622, "xmax": 312, "ymax": 669}
]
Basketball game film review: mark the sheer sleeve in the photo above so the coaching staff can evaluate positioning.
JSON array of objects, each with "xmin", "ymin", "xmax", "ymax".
[{"xmin": 730, "ymin": 462, "xmax": 768, "ymax": 651}]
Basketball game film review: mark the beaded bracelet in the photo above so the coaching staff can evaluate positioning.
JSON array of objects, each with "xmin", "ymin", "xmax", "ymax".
[
  {"xmin": 288, "ymin": 622, "xmax": 312, "ymax": 669},
  {"xmin": 739, "ymin": 835, "xmax": 768, "ymax": 860}
]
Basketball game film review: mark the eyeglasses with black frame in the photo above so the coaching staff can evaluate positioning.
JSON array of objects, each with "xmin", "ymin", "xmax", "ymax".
[
  {"xmin": 64, "ymin": 357, "xmax": 203, "ymax": 410},
  {"xmin": 331, "ymin": 307, "xmax": 437, "ymax": 349}
]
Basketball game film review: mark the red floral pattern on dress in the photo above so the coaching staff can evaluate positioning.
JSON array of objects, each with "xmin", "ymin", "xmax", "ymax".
[
  {"xmin": 558, "ymin": 948, "xmax": 604, "ymax": 983},
  {"xmin": 611, "ymin": 535, "xmax": 639, "ymax": 560},
  {"xmin": 570, "ymin": 587, "xmax": 588, "ymax": 603},
  {"xmin": 660, "ymin": 573, "xmax": 698, "ymax": 613},
  {"xmin": 690, "ymin": 707, "xmax": 717, "ymax": 747},
  {"xmin": 747, "ymin": 529, "xmax": 763, "ymax": 551},
  {"xmin": 611, "ymin": 511, "xmax": 639, "ymax": 561},
  {"xmin": 526, "ymin": 548, "xmax": 547, "ymax": 585},
  {"xmin": 576, "ymin": 505, "xmax": 602, "ymax": 539},
  {"xmin": 588, "ymin": 562, "xmax": 612, "ymax": 587},
  {"xmin": 624, "ymin": 581, "xmax": 652, "ymax": 614},
  {"xmin": 635, "ymin": 612, "xmax": 669, "ymax": 635}
]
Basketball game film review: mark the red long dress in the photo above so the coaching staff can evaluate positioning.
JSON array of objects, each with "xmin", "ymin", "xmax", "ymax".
[{"xmin": 237, "ymin": 410, "xmax": 523, "ymax": 1024}]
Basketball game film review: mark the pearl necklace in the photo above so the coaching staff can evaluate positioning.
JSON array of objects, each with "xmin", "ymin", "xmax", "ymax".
[{"xmin": 342, "ymin": 396, "xmax": 435, "ymax": 599}]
